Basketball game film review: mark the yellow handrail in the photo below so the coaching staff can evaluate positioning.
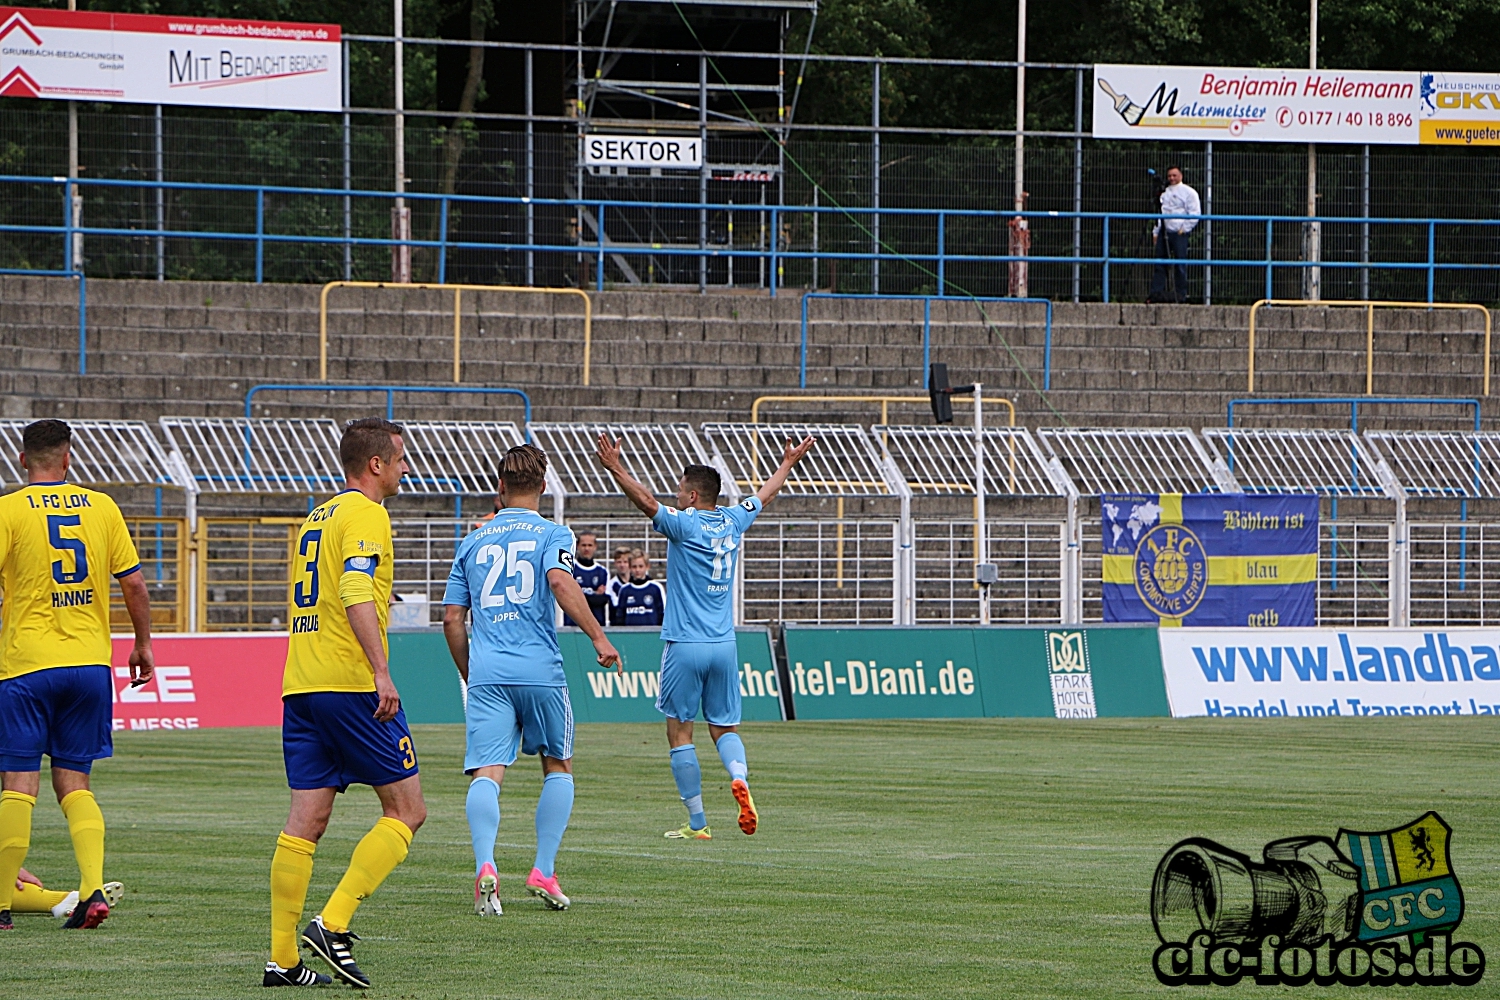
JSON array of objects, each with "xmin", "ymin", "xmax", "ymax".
[
  {"xmin": 1247, "ymin": 299, "xmax": 1491, "ymax": 396},
  {"xmin": 318, "ymin": 281, "xmax": 593, "ymax": 385}
]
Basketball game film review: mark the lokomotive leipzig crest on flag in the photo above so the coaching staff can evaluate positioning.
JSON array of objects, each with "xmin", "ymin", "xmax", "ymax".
[
  {"xmin": 1102, "ymin": 493, "xmax": 1318, "ymax": 627},
  {"xmin": 1337, "ymin": 813, "xmax": 1462, "ymax": 944}
]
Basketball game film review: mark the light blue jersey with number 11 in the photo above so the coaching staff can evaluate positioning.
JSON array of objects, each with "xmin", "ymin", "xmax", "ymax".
[
  {"xmin": 443, "ymin": 509, "xmax": 577, "ymax": 687},
  {"xmin": 652, "ymin": 496, "xmax": 762, "ymax": 643}
]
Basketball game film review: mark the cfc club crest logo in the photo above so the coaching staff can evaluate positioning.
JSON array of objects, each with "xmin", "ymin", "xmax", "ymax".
[
  {"xmin": 1134, "ymin": 522, "xmax": 1207, "ymax": 619},
  {"xmin": 1151, "ymin": 812, "xmax": 1483, "ymax": 987}
]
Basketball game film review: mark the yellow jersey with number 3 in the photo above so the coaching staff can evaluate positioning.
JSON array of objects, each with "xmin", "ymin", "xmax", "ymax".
[
  {"xmin": 0, "ymin": 482, "xmax": 141, "ymax": 680},
  {"xmin": 283, "ymin": 488, "xmax": 394, "ymax": 696}
]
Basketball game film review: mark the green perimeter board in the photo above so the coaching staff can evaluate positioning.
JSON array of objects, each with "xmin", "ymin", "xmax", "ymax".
[
  {"xmin": 390, "ymin": 628, "xmax": 782, "ymax": 725},
  {"xmin": 560, "ymin": 627, "xmax": 783, "ymax": 723},
  {"xmin": 784, "ymin": 625, "xmax": 1166, "ymax": 720},
  {"xmin": 783, "ymin": 626, "xmax": 989, "ymax": 719},
  {"xmin": 388, "ymin": 630, "xmax": 466, "ymax": 723},
  {"xmin": 1084, "ymin": 624, "xmax": 1170, "ymax": 717}
]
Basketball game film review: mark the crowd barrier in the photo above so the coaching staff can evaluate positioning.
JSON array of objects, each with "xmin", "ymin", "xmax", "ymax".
[{"xmin": 102, "ymin": 625, "xmax": 1500, "ymax": 732}]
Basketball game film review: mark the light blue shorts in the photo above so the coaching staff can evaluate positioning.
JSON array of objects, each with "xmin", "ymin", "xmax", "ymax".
[
  {"xmin": 656, "ymin": 640, "xmax": 741, "ymax": 726},
  {"xmin": 464, "ymin": 683, "xmax": 574, "ymax": 772}
]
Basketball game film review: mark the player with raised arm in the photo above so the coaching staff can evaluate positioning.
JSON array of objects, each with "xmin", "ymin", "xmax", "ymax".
[
  {"xmin": 443, "ymin": 445, "xmax": 621, "ymax": 916},
  {"xmin": 596, "ymin": 432, "xmax": 813, "ymax": 840},
  {"xmin": 0, "ymin": 419, "xmax": 153, "ymax": 932},
  {"xmin": 264, "ymin": 418, "xmax": 427, "ymax": 989}
]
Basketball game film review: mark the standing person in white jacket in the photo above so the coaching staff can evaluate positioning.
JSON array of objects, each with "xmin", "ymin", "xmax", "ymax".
[{"xmin": 1148, "ymin": 166, "xmax": 1201, "ymax": 304}]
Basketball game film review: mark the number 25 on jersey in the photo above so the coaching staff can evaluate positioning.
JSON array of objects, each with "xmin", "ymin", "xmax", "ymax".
[{"xmin": 477, "ymin": 540, "xmax": 536, "ymax": 608}]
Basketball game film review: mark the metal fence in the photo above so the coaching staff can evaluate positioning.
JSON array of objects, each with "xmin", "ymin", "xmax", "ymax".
[
  {"xmin": 8, "ymin": 171, "xmax": 1500, "ymax": 308},
  {"xmin": 914, "ymin": 518, "xmax": 1066, "ymax": 624},
  {"xmin": 5, "ymin": 99, "xmax": 1500, "ymax": 302},
  {"xmin": 19, "ymin": 416, "xmax": 1500, "ymax": 629}
]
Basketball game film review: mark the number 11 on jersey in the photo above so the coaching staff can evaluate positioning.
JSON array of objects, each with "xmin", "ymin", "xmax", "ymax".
[{"xmin": 709, "ymin": 535, "xmax": 737, "ymax": 581}]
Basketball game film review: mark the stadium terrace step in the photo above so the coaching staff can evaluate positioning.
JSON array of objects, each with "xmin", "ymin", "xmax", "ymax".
[{"xmin": 0, "ymin": 276, "xmax": 1494, "ymax": 437}]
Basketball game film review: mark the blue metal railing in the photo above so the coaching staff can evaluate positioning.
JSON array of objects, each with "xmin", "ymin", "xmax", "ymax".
[
  {"xmin": 1226, "ymin": 397, "xmax": 1482, "ymax": 434},
  {"xmin": 799, "ymin": 293, "xmax": 1053, "ymax": 391},
  {"xmin": 4, "ymin": 175, "xmax": 1496, "ymax": 309},
  {"xmin": 244, "ymin": 383, "xmax": 531, "ymax": 428},
  {"xmin": 0, "ymin": 268, "xmax": 87, "ymax": 374}
]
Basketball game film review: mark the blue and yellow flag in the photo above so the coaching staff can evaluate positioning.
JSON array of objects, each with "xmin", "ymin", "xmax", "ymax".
[{"xmin": 1101, "ymin": 493, "xmax": 1317, "ymax": 627}]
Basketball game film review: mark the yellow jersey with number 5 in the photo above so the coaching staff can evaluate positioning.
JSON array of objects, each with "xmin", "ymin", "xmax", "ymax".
[
  {"xmin": 0, "ymin": 481, "xmax": 141, "ymax": 680},
  {"xmin": 283, "ymin": 488, "xmax": 394, "ymax": 696}
]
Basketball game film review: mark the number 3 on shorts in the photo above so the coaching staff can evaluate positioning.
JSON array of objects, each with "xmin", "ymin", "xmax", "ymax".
[{"xmin": 399, "ymin": 736, "xmax": 416, "ymax": 769}]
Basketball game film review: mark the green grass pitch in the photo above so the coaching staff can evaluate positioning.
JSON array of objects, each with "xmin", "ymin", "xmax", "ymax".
[{"xmin": 3, "ymin": 718, "xmax": 1497, "ymax": 998}]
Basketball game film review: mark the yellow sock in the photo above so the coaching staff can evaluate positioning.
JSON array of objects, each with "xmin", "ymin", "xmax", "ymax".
[
  {"xmin": 0, "ymin": 790, "xmax": 37, "ymax": 912},
  {"xmin": 60, "ymin": 789, "xmax": 105, "ymax": 898},
  {"xmin": 320, "ymin": 818, "xmax": 412, "ymax": 933},
  {"xmin": 270, "ymin": 833, "xmax": 317, "ymax": 969},
  {"xmin": 12, "ymin": 881, "xmax": 72, "ymax": 914}
]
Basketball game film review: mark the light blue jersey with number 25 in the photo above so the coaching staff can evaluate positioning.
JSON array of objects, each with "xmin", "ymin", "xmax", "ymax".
[
  {"xmin": 443, "ymin": 508, "xmax": 576, "ymax": 686},
  {"xmin": 652, "ymin": 496, "xmax": 761, "ymax": 643}
]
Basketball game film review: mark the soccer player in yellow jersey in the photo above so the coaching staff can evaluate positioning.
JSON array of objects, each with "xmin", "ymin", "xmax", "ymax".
[
  {"xmin": 0, "ymin": 419, "xmax": 154, "ymax": 931},
  {"xmin": 264, "ymin": 418, "xmax": 427, "ymax": 990}
]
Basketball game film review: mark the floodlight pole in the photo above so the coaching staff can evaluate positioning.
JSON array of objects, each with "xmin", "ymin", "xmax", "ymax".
[
  {"xmin": 974, "ymin": 382, "xmax": 992, "ymax": 625},
  {"xmin": 67, "ymin": 0, "xmax": 81, "ymax": 273},
  {"xmin": 1305, "ymin": 0, "xmax": 1320, "ymax": 301},
  {"xmin": 1013, "ymin": 1, "xmax": 1026, "ymax": 216},
  {"xmin": 1010, "ymin": 0, "xmax": 1028, "ymax": 297},
  {"xmin": 392, "ymin": 0, "xmax": 411, "ymax": 283}
]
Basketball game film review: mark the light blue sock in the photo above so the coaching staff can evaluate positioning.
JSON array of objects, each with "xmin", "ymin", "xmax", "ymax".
[
  {"xmin": 669, "ymin": 744, "xmax": 706, "ymax": 830},
  {"xmin": 715, "ymin": 732, "xmax": 749, "ymax": 785},
  {"xmin": 466, "ymin": 776, "xmax": 500, "ymax": 874},
  {"xmin": 533, "ymin": 772, "xmax": 575, "ymax": 879}
]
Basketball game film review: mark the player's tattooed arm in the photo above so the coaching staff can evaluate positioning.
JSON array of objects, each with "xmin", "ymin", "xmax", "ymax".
[
  {"xmin": 117, "ymin": 567, "xmax": 154, "ymax": 686},
  {"xmin": 595, "ymin": 433, "xmax": 660, "ymax": 518},
  {"xmin": 442, "ymin": 604, "xmax": 470, "ymax": 683},
  {"xmin": 755, "ymin": 435, "xmax": 816, "ymax": 508},
  {"xmin": 548, "ymin": 569, "xmax": 623, "ymax": 674},
  {"xmin": 346, "ymin": 600, "xmax": 401, "ymax": 721}
]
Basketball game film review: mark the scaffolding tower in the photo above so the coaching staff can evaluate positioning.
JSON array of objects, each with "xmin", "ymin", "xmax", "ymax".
[{"xmin": 572, "ymin": 0, "xmax": 816, "ymax": 287}]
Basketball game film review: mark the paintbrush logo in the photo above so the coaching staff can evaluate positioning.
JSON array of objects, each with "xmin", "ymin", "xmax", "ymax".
[{"xmin": 1098, "ymin": 78, "xmax": 1147, "ymax": 125}]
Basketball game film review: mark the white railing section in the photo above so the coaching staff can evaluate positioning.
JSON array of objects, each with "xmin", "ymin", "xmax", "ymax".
[
  {"xmin": 1038, "ymin": 427, "xmax": 1239, "ymax": 495},
  {"xmin": 398, "ymin": 421, "xmax": 523, "ymax": 496},
  {"xmin": 158, "ymin": 417, "xmax": 344, "ymax": 495},
  {"xmin": 1362, "ymin": 430, "xmax": 1500, "ymax": 498},
  {"xmin": 527, "ymin": 422, "xmax": 731, "ymax": 527},
  {"xmin": 0, "ymin": 419, "xmax": 178, "ymax": 489},
  {"xmin": 1408, "ymin": 522, "xmax": 1500, "ymax": 626},
  {"xmin": 914, "ymin": 519, "xmax": 1066, "ymax": 624},
  {"xmin": 1202, "ymin": 428, "xmax": 1391, "ymax": 497},
  {"xmin": 876, "ymin": 424, "xmax": 1081, "ymax": 622},
  {"xmin": 873, "ymin": 424, "xmax": 1059, "ymax": 497}
]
